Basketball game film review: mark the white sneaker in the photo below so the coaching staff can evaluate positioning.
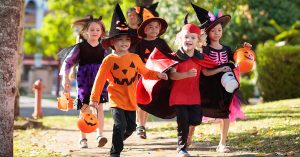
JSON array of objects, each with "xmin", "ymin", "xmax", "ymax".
[{"xmin": 216, "ymin": 144, "xmax": 230, "ymax": 153}]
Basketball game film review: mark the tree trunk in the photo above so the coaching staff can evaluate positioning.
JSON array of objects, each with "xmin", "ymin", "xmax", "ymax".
[
  {"xmin": 0, "ymin": 0, "xmax": 24, "ymax": 156},
  {"xmin": 14, "ymin": 0, "xmax": 25, "ymax": 118}
]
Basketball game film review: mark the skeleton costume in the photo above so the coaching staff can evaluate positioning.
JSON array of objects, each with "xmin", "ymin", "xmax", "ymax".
[{"xmin": 191, "ymin": 3, "xmax": 246, "ymax": 120}]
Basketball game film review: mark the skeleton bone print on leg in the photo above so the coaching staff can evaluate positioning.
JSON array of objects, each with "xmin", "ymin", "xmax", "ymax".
[{"xmin": 209, "ymin": 50, "xmax": 228, "ymax": 65}]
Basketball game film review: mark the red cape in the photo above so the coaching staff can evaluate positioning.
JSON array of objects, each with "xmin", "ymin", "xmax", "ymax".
[
  {"xmin": 136, "ymin": 48, "xmax": 218, "ymax": 119},
  {"xmin": 137, "ymin": 48, "xmax": 178, "ymax": 119}
]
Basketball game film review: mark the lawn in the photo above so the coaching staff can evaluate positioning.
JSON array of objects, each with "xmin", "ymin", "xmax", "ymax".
[{"xmin": 149, "ymin": 99, "xmax": 300, "ymax": 155}]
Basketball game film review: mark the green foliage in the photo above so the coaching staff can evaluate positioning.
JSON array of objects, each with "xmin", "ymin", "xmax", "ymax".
[
  {"xmin": 24, "ymin": 0, "xmax": 135, "ymax": 57},
  {"xmin": 269, "ymin": 20, "xmax": 300, "ymax": 45},
  {"xmin": 256, "ymin": 44, "xmax": 300, "ymax": 101},
  {"xmin": 24, "ymin": 0, "xmax": 300, "ymax": 57},
  {"xmin": 157, "ymin": 0, "xmax": 247, "ymax": 49},
  {"xmin": 23, "ymin": 29, "xmax": 44, "ymax": 54},
  {"xmin": 225, "ymin": 0, "xmax": 300, "ymax": 48},
  {"xmin": 240, "ymin": 78, "xmax": 255, "ymax": 103}
]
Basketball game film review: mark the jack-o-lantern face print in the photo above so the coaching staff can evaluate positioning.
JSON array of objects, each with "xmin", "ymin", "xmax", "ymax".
[
  {"xmin": 77, "ymin": 113, "xmax": 99, "ymax": 133},
  {"xmin": 111, "ymin": 61, "xmax": 138, "ymax": 85},
  {"xmin": 83, "ymin": 113, "xmax": 98, "ymax": 126}
]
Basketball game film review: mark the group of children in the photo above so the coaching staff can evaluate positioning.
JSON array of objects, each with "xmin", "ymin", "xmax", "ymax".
[{"xmin": 59, "ymin": 2, "xmax": 249, "ymax": 157}]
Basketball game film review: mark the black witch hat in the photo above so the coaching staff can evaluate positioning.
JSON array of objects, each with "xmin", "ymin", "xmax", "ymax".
[
  {"xmin": 190, "ymin": 3, "xmax": 231, "ymax": 32},
  {"xmin": 102, "ymin": 3, "xmax": 139, "ymax": 49},
  {"xmin": 145, "ymin": 2, "xmax": 159, "ymax": 17}
]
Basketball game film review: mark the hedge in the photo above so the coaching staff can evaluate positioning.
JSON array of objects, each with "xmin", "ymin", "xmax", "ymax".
[{"xmin": 256, "ymin": 45, "xmax": 300, "ymax": 101}]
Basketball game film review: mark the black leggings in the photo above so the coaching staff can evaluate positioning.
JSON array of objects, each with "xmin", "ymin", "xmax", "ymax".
[
  {"xmin": 175, "ymin": 105, "xmax": 203, "ymax": 150},
  {"xmin": 110, "ymin": 107, "xmax": 136, "ymax": 157}
]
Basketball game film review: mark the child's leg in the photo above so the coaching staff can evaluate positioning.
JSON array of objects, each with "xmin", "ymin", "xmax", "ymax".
[
  {"xmin": 187, "ymin": 105, "xmax": 203, "ymax": 147},
  {"xmin": 94, "ymin": 103, "xmax": 107, "ymax": 147},
  {"xmin": 110, "ymin": 108, "xmax": 127, "ymax": 157},
  {"xmin": 220, "ymin": 118, "xmax": 230, "ymax": 145},
  {"xmin": 187, "ymin": 126, "xmax": 196, "ymax": 147},
  {"xmin": 124, "ymin": 110, "xmax": 137, "ymax": 141},
  {"xmin": 136, "ymin": 107, "xmax": 148, "ymax": 139},
  {"xmin": 216, "ymin": 118, "xmax": 230, "ymax": 153},
  {"xmin": 175, "ymin": 106, "xmax": 189, "ymax": 151},
  {"xmin": 79, "ymin": 105, "xmax": 89, "ymax": 148}
]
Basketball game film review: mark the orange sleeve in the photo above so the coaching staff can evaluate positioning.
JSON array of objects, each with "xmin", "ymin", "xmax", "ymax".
[
  {"xmin": 135, "ymin": 55, "xmax": 160, "ymax": 80},
  {"xmin": 90, "ymin": 57, "xmax": 110, "ymax": 103}
]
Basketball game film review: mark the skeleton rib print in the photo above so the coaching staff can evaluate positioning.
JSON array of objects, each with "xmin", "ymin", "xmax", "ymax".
[{"xmin": 209, "ymin": 50, "xmax": 228, "ymax": 65}]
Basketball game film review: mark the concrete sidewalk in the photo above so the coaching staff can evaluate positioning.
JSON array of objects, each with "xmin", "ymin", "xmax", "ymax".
[{"xmin": 19, "ymin": 96, "xmax": 110, "ymax": 117}]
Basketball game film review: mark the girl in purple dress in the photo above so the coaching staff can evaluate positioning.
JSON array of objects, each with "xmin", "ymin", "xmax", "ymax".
[{"xmin": 59, "ymin": 15, "xmax": 108, "ymax": 149}]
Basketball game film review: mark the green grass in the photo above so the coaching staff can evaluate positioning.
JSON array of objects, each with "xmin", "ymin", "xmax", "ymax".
[
  {"xmin": 14, "ymin": 129, "xmax": 63, "ymax": 157},
  {"xmin": 149, "ymin": 98, "xmax": 300, "ymax": 154}
]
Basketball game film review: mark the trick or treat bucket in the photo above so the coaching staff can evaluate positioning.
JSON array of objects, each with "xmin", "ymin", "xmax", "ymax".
[
  {"xmin": 77, "ymin": 112, "xmax": 99, "ymax": 133},
  {"xmin": 233, "ymin": 47, "xmax": 256, "ymax": 73},
  {"xmin": 57, "ymin": 91, "xmax": 73, "ymax": 111},
  {"xmin": 221, "ymin": 72, "xmax": 239, "ymax": 93}
]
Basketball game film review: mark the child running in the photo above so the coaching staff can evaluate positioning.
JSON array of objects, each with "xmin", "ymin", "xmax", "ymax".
[{"xmin": 89, "ymin": 4, "xmax": 168, "ymax": 157}]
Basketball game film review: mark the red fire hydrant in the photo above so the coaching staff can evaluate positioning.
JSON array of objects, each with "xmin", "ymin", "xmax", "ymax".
[{"xmin": 32, "ymin": 79, "xmax": 44, "ymax": 119}]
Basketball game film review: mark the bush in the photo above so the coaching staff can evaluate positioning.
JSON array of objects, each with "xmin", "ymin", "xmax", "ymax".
[
  {"xmin": 239, "ymin": 78, "xmax": 255, "ymax": 103},
  {"xmin": 256, "ymin": 44, "xmax": 300, "ymax": 101}
]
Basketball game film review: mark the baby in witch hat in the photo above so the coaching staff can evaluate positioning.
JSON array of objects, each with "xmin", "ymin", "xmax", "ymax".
[
  {"xmin": 134, "ymin": 3, "xmax": 173, "ymax": 139},
  {"xmin": 89, "ymin": 4, "xmax": 168, "ymax": 157}
]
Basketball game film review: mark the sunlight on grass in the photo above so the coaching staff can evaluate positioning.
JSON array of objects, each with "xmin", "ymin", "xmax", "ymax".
[
  {"xmin": 150, "ymin": 98, "xmax": 300, "ymax": 154},
  {"xmin": 14, "ymin": 129, "xmax": 62, "ymax": 157}
]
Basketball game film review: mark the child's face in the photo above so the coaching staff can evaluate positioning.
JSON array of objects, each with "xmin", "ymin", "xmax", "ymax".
[
  {"xmin": 208, "ymin": 23, "xmax": 223, "ymax": 42},
  {"xmin": 86, "ymin": 22, "xmax": 102, "ymax": 41},
  {"xmin": 127, "ymin": 11, "xmax": 139, "ymax": 26},
  {"xmin": 111, "ymin": 35, "xmax": 131, "ymax": 53},
  {"xmin": 181, "ymin": 30, "xmax": 199, "ymax": 52},
  {"xmin": 144, "ymin": 21, "xmax": 161, "ymax": 39}
]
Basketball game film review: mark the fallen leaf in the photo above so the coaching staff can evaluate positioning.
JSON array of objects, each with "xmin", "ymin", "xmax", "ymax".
[
  {"xmin": 255, "ymin": 153, "xmax": 266, "ymax": 156},
  {"xmin": 286, "ymin": 151, "xmax": 295, "ymax": 156}
]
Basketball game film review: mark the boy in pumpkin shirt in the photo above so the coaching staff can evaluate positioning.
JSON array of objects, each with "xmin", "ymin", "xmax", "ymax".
[{"xmin": 89, "ymin": 4, "xmax": 167, "ymax": 157}]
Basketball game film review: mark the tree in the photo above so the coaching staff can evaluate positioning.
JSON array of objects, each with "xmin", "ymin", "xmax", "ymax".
[
  {"xmin": 14, "ymin": 0, "xmax": 25, "ymax": 118},
  {"xmin": 0, "ymin": 0, "xmax": 24, "ymax": 156},
  {"xmin": 24, "ymin": 0, "xmax": 135, "ymax": 58}
]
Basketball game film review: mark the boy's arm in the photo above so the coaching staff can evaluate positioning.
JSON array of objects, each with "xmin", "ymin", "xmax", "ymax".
[
  {"xmin": 169, "ymin": 67, "xmax": 197, "ymax": 80},
  {"xmin": 90, "ymin": 58, "xmax": 110, "ymax": 103}
]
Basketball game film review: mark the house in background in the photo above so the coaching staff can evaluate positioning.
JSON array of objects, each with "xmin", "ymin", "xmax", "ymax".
[{"xmin": 21, "ymin": 0, "xmax": 60, "ymax": 95}]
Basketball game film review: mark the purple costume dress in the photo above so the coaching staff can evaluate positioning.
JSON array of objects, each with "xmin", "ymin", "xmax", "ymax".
[{"xmin": 60, "ymin": 41, "xmax": 108, "ymax": 110}]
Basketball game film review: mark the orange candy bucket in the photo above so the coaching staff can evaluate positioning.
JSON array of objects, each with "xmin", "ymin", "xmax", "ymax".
[
  {"xmin": 57, "ymin": 86, "xmax": 73, "ymax": 111},
  {"xmin": 233, "ymin": 47, "xmax": 256, "ymax": 73},
  {"xmin": 77, "ymin": 108, "xmax": 99, "ymax": 133}
]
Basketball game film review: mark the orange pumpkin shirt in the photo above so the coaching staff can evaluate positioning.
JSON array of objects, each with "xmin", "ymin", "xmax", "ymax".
[{"xmin": 90, "ymin": 53, "xmax": 159, "ymax": 111}]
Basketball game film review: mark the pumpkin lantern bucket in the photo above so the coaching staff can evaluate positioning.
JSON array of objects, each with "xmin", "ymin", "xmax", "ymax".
[
  {"xmin": 57, "ymin": 86, "xmax": 73, "ymax": 111},
  {"xmin": 233, "ymin": 47, "xmax": 256, "ymax": 73},
  {"xmin": 77, "ymin": 111, "xmax": 99, "ymax": 133}
]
